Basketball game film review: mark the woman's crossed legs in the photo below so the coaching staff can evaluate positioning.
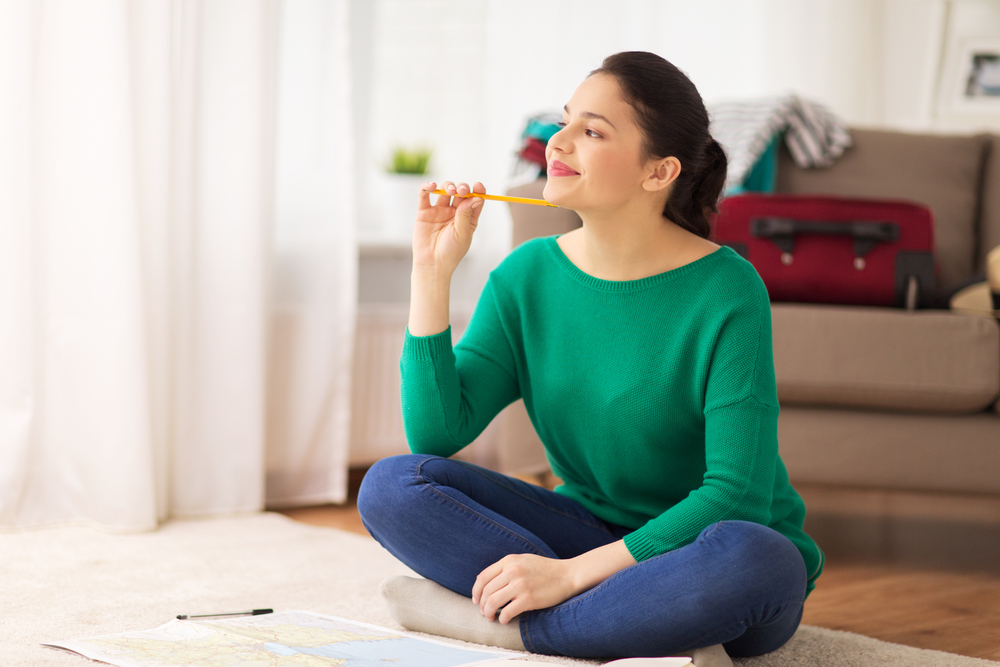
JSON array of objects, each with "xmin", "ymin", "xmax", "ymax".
[{"xmin": 357, "ymin": 454, "xmax": 806, "ymax": 659}]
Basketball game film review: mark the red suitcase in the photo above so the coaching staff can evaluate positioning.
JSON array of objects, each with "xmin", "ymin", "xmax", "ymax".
[{"xmin": 709, "ymin": 193, "xmax": 937, "ymax": 309}]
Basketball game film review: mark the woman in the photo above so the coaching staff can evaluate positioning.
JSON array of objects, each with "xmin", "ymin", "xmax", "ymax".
[{"xmin": 357, "ymin": 51, "xmax": 824, "ymax": 664}]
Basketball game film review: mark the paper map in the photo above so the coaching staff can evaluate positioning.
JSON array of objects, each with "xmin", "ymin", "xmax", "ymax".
[{"xmin": 43, "ymin": 610, "xmax": 509, "ymax": 667}]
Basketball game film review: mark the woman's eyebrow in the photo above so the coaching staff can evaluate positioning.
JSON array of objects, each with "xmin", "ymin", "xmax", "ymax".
[{"xmin": 563, "ymin": 104, "xmax": 616, "ymax": 131}]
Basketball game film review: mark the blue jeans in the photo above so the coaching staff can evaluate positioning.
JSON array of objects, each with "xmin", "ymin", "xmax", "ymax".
[{"xmin": 357, "ymin": 454, "xmax": 807, "ymax": 659}]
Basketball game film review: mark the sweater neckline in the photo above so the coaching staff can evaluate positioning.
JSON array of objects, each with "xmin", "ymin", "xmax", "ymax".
[{"xmin": 545, "ymin": 234, "xmax": 734, "ymax": 292}]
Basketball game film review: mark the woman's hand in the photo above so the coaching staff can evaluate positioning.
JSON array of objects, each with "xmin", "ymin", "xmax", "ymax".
[
  {"xmin": 412, "ymin": 180, "xmax": 486, "ymax": 275},
  {"xmin": 471, "ymin": 541, "xmax": 638, "ymax": 625},
  {"xmin": 471, "ymin": 554, "xmax": 581, "ymax": 625}
]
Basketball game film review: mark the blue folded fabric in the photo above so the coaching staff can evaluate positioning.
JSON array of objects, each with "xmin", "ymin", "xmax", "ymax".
[
  {"xmin": 724, "ymin": 132, "xmax": 779, "ymax": 197},
  {"xmin": 522, "ymin": 115, "xmax": 562, "ymax": 143}
]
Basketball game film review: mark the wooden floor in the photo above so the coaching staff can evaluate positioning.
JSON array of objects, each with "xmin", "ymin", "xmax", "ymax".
[{"xmin": 278, "ymin": 470, "xmax": 1000, "ymax": 661}]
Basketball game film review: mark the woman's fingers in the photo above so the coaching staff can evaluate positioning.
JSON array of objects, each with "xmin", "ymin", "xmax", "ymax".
[
  {"xmin": 497, "ymin": 597, "xmax": 525, "ymax": 625},
  {"xmin": 472, "ymin": 560, "xmax": 503, "ymax": 605},
  {"xmin": 479, "ymin": 573, "xmax": 505, "ymax": 615},
  {"xmin": 451, "ymin": 182, "xmax": 473, "ymax": 210},
  {"xmin": 427, "ymin": 180, "xmax": 484, "ymax": 208},
  {"xmin": 477, "ymin": 570, "xmax": 512, "ymax": 619},
  {"xmin": 421, "ymin": 179, "xmax": 485, "ymax": 219},
  {"xmin": 482, "ymin": 581, "xmax": 516, "ymax": 622},
  {"xmin": 436, "ymin": 181, "xmax": 456, "ymax": 207},
  {"xmin": 417, "ymin": 181, "xmax": 437, "ymax": 210},
  {"xmin": 467, "ymin": 183, "xmax": 486, "ymax": 218}
]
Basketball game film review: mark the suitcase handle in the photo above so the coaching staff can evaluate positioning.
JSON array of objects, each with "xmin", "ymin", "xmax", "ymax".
[{"xmin": 750, "ymin": 217, "xmax": 900, "ymax": 257}]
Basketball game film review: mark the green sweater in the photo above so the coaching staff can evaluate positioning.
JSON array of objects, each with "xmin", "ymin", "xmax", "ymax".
[{"xmin": 400, "ymin": 235, "xmax": 825, "ymax": 599}]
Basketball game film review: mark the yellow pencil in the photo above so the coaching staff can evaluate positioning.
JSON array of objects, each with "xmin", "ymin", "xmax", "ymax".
[{"xmin": 421, "ymin": 188, "xmax": 560, "ymax": 208}]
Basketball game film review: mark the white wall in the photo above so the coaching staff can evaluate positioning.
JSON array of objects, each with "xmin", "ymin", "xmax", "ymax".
[
  {"xmin": 354, "ymin": 0, "xmax": 1000, "ymax": 305},
  {"xmin": 933, "ymin": 0, "xmax": 1000, "ymax": 132}
]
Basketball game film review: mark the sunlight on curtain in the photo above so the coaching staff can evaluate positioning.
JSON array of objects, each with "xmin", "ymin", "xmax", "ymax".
[
  {"xmin": 265, "ymin": 0, "xmax": 357, "ymax": 508},
  {"xmin": 0, "ymin": 0, "xmax": 356, "ymax": 530}
]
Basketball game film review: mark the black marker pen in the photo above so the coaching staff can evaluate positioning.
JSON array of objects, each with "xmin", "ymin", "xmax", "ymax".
[{"xmin": 177, "ymin": 609, "xmax": 273, "ymax": 620}]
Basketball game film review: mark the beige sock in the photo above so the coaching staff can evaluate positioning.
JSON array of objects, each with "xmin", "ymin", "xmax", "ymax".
[
  {"xmin": 689, "ymin": 643, "xmax": 734, "ymax": 667},
  {"xmin": 379, "ymin": 575, "xmax": 525, "ymax": 651},
  {"xmin": 379, "ymin": 575, "xmax": 732, "ymax": 665}
]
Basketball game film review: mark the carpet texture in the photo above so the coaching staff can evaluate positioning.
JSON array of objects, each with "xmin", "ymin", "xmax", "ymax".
[{"xmin": 3, "ymin": 512, "xmax": 998, "ymax": 667}]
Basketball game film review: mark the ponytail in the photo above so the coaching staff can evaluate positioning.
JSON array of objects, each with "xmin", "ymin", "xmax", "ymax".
[{"xmin": 671, "ymin": 138, "xmax": 728, "ymax": 239}]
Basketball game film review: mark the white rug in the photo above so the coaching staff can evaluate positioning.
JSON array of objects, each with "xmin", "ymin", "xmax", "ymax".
[{"xmin": 3, "ymin": 512, "xmax": 998, "ymax": 667}]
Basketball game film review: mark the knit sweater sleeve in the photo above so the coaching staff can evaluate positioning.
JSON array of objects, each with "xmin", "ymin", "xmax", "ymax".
[
  {"xmin": 399, "ymin": 276, "xmax": 520, "ymax": 458},
  {"xmin": 623, "ymin": 277, "xmax": 780, "ymax": 562}
]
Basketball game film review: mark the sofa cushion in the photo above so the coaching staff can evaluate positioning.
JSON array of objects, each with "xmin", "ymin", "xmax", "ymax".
[
  {"xmin": 777, "ymin": 406, "xmax": 1000, "ymax": 494},
  {"xmin": 775, "ymin": 129, "xmax": 990, "ymax": 300},
  {"xmin": 771, "ymin": 303, "xmax": 1000, "ymax": 413}
]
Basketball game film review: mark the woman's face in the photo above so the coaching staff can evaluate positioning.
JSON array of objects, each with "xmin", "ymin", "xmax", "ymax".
[{"xmin": 543, "ymin": 73, "xmax": 670, "ymax": 213}]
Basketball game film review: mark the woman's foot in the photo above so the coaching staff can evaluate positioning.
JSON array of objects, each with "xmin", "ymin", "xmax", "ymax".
[
  {"xmin": 690, "ymin": 643, "xmax": 734, "ymax": 667},
  {"xmin": 379, "ymin": 575, "xmax": 526, "ymax": 651},
  {"xmin": 380, "ymin": 575, "xmax": 732, "ymax": 665}
]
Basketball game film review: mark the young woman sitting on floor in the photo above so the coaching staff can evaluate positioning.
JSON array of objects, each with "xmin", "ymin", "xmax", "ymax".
[{"xmin": 357, "ymin": 50, "xmax": 825, "ymax": 666}]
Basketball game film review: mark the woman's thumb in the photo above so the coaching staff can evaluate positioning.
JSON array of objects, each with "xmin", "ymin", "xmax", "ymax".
[{"xmin": 461, "ymin": 198, "xmax": 483, "ymax": 228}]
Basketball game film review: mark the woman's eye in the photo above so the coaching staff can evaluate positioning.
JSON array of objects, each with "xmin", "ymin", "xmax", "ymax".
[{"xmin": 556, "ymin": 121, "xmax": 600, "ymax": 138}]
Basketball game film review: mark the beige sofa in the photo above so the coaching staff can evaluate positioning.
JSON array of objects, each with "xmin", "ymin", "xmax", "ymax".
[{"xmin": 496, "ymin": 128, "xmax": 1000, "ymax": 508}]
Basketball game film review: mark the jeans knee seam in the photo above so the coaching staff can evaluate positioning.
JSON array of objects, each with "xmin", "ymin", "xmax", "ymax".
[
  {"xmin": 414, "ymin": 461, "xmax": 553, "ymax": 557},
  {"xmin": 679, "ymin": 618, "xmax": 750, "ymax": 655},
  {"xmin": 753, "ymin": 599, "xmax": 803, "ymax": 628},
  {"xmin": 681, "ymin": 597, "xmax": 803, "ymax": 654},
  {"xmin": 704, "ymin": 521, "xmax": 726, "ymax": 540}
]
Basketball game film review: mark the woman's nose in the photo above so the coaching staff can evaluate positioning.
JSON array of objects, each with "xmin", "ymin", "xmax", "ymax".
[{"xmin": 547, "ymin": 128, "xmax": 571, "ymax": 155}]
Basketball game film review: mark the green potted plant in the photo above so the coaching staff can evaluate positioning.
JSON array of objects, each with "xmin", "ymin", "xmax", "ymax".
[{"xmin": 381, "ymin": 146, "xmax": 433, "ymax": 239}]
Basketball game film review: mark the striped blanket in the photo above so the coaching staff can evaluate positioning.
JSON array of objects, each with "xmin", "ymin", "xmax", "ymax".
[{"xmin": 708, "ymin": 94, "xmax": 853, "ymax": 193}]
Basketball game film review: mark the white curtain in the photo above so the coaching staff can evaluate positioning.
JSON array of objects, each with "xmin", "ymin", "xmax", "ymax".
[
  {"xmin": 266, "ymin": 0, "xmax": 357, "ymax": 508},
  {"xmin": 0, "ymin": 0, "xmax": 356, "ymax": 531}
]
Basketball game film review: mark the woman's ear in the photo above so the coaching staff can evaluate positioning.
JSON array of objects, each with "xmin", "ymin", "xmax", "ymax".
[{"xmin": 643, "ymin": 156, "xmax": 681, "ymax": 193}]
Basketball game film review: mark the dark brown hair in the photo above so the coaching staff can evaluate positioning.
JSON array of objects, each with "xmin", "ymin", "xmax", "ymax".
[{"xmin": 590, "ymin": 51, "xmax": 727, "ymax": 239}]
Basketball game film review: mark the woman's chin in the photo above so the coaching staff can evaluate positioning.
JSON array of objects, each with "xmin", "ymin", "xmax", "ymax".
[{"xmin": 542, "ymin": 181, "xmax": 573, "ymax": 208}]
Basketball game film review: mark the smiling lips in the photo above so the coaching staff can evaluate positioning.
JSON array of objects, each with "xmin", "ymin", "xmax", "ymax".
[{"xmin": 549, "ymin": 160, "xmax": 580, "ymax": 177}]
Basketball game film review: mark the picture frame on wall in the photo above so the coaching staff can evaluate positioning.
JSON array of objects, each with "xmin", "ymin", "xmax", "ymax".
[{"xmin": 938, "ymin": 36, "xmax": 1000, "ymax": 116}]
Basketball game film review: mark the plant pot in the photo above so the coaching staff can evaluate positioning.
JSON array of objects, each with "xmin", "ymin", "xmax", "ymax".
[{"xmin": 378, "ymin": 173, "xmax": 427, "ymax": 241}]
